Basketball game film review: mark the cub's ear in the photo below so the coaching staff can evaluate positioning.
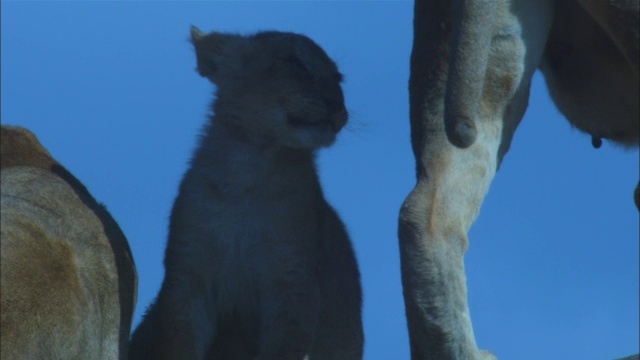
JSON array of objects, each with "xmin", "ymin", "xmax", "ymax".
[
  {"xmin": 190, "ymin": 25, "xmax": 206, "ymax": 43},
  {"xmin": 190, "ymin": 26, "xmax": 230, "ymax": 79}
]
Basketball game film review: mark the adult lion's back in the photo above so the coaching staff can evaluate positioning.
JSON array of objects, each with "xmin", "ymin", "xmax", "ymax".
[{"xmin": 0, "ymin": 126, "xmax": 137, "ymax": 360}]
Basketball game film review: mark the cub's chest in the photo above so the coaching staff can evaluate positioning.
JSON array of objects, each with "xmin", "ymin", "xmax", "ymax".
[
  {"xmin": 179, "ymin": 188, "xmax": 323, "ymax": 250},
  {"xmin": 214, "ymin": 196, "xmax": 321, "ymax": 242}
]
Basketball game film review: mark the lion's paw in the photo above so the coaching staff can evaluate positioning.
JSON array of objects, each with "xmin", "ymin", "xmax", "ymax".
[{"xmin": 480, "ymin": 349, "xmax": 497, "ymax": 360}]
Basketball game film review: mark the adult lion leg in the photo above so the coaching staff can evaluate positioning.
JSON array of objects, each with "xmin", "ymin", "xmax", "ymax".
[
  {"xmin": 402, "ymin": 1, "xmax": 552, "ymax": 358},
  {"xmin": 399, "ymin": 125, "xmax": 501, "ymax": 360},
  {"xmin": 400, "ymin": 77, "xmax": 534, "ymax": 360},
  {"xmin": 401, "ymin": 3, "xmax": 499, "ymax": 358},
  {"xmin": 444, "ymin": 0, "xmax": 498, "ymax": 148},
  {"xmin": 635, "ymin": 181, "xmax": 639, "ymax": 210}
]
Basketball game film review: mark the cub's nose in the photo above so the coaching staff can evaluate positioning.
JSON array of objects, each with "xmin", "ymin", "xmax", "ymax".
[{"xmin": 331, "ymin": 108, "xmax": 348, "ymax": 132}]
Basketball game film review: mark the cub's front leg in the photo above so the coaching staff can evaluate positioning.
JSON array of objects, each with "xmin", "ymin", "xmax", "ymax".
[
  {"xmin": 309, "ymin": 207, "xmax": 364, "ymax": 360},
  {"xmin": 253, "ymin": 245, "xmax": 322, "ymax": 360},
  {"xmin": 153, "ymin": 263, "xmax": 217, "ymax": 359}
]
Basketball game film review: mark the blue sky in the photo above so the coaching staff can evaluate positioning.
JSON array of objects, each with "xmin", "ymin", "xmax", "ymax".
[{"xmin": 2, "ymin": 2, "xmax": 638, "ymax": 359}]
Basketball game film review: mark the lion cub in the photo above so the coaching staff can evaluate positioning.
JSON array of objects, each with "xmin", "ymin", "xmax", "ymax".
[{"xmin": 129, "ymin": 27, "xmax": 363, "ymax": 359}]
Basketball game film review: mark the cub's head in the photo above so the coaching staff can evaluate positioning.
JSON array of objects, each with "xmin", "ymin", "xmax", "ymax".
[{"xmin": 190, "ymin": 26, "xmax": 348, "ymax": 149}]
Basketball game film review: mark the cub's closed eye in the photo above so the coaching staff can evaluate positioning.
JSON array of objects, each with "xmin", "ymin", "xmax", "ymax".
[{"xmin": 284, "ymin": 56, "xmax": 309, "ymax": 74}]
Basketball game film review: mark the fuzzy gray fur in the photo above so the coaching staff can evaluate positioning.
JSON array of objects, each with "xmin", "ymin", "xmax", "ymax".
[{"xmin": 129, "ymin": 28, "xmax": 363, "ymax": 360}]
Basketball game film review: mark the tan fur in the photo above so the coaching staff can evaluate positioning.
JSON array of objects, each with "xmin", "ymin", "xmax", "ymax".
[
  {"xmin": 0, "ymin": 126, "xmax": 137, "ymax": 360},
  {"xmin": 129, "ymin": 28, "xmax": 363, "ymax": 360},
  {"xmin": 402, "ymin": 0, "xmax": 638, "ymax": 359},
  {"xmin": 0, "ymin": 126, "xmax": 57, "ymax": 170}
]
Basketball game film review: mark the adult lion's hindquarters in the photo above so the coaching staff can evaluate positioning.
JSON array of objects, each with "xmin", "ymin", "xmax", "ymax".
[{"xmin": 0, "ymin": 126, "xmax": 137, "ymax": 360}]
